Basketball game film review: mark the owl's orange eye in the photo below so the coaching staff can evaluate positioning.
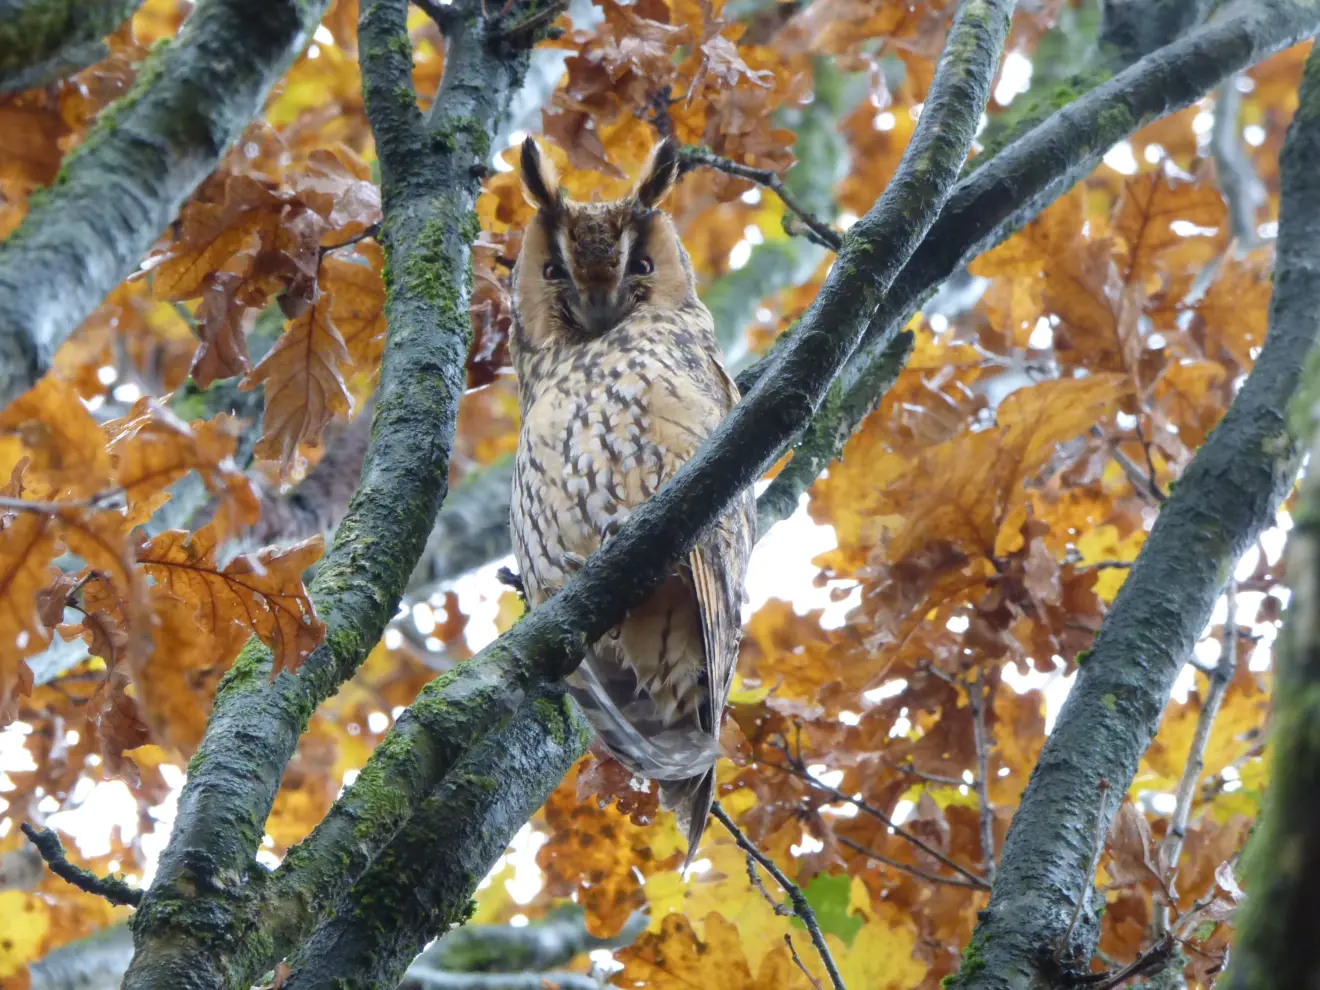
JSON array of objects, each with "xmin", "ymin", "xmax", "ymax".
[
  {"xmin": 628, "ymin": 256, "xmax": 654, "ymax": 276},
  {"xmin": 542, "ymin": 261, "xmax": 568, "ymax": 281}
]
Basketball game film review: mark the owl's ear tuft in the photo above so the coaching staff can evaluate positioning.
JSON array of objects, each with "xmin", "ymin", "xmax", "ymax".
[
  {"xmin": 634, "ymin": 137, "xmax": 680, "ymax": 209},
  {"xmin": 520, "ymin": 137, "xmax": 560, "ymax": 212}
]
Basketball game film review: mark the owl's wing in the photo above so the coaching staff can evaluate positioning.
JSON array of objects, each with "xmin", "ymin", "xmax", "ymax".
[{"xmin": 688, "ymin": 491, "xmax": 754, "ymax": 734}]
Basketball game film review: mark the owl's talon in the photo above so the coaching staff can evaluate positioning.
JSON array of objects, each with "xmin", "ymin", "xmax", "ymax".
[{"xmin": 561, "ymin": 551, "xmax": 588, "ymax": 573}]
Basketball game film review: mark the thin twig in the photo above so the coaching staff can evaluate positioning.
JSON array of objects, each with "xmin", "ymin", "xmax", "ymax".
[
  {"xmin": 759, "ymin": 757, "xmax": 991, "ymax": 890},
  {"xmin": 889, "ymin": 760, "xmax": 971, "ymax": 788},
  {"xmin": 784, "ymin": 934, "xmax": 825, "ymax": 990},
  {"xmin": 837, "ymin": 836, "xmax": 988, "ymax": 890},
  {"xmin": 745, "ymin": 851, "xmax": 792, "ymax": 915},
  {"xmin": 711, "ymin": 803, "xmax": 847, "ymax": 990},
  {"xmin": 1133, "ymin": 420, "xmax": 1167, "ymax": 502},
  {"xmin": 1057, "ymin": 778, "xmax": 1111, "ymax": 963},
  {"xmin": 1091, "ymin": 933, "xmax": 1177, "ymax": 990},
  {"xmin": 319, "ymin": 223, "xmax": 381, "ymax": 258},
  {"xmin": 677, "ymin": 147, "xmax": 844, "ymax": 252},
  {"xmin": 491, "ymin": 0, "xmax": 568, "ymax": 41},
  {"xmin": 1076, "ymin": 560, "xmax": 1134, "ymax": 574},
  {"xmin": 1157, "ymin": 578, "xmax": 1239, "ymax": 932},
  {"xmin": 967, "ymin": 672, "xmax": 996, "ymax": 883},
  {"xmin": 20, "ymin": 824, "xmax": 143, "ymax": 907}
]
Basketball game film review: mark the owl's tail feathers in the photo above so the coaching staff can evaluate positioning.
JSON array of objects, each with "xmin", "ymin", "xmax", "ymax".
[{"xmin": 661, "ymin": 771, "xmax": 714, "ymax": 872}]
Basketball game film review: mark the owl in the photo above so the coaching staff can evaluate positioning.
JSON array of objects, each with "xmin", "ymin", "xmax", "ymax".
[{"xmin": 508, "ymin": 136, "xmax": 755, "ymax": 867}]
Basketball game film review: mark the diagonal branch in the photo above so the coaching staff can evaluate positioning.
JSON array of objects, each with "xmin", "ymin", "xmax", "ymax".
[
  {"xmin": 274, "ymin": 686, "xmax": 591, "ymax": 990},
  {"xmin": 0, "ymin": 0, "xmax": 331, "ymax": 408},
  {"xmin": 677, "ymin": 146, "xmax": 843, "ymax": 251},
  {"xmin": 1218, "ymin": 42, "xmax": 1320, "ymax": 990},
  {"xmin": 946, "ymin": 12, "xmax": 1320, "ymax": 988},
  {"xmin": 0, "ymin": 0, "xmax": 145, "ymax": 95},
  {"xmin": 712, "ymin": 802, "xmax": 846, "ymax": 990},
  {"xmin": 117, "ymin": 3, "xmax": 546, "ymax": 987}
]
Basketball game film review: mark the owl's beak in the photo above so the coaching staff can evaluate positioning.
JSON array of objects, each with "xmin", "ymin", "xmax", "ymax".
[{"xmin": 577, "ymin": 286, "xmax": 627, "ymax": 336}]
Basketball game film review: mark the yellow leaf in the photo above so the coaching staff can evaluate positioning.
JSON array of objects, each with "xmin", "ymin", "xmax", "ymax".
[{"xmin": 0, "ymin": 892, "xmax": 49, "ymax": 978}]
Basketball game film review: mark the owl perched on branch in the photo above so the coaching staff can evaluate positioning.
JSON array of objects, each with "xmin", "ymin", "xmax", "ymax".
[{"xmin": 508, "ymin": 137, "xmax": 755, "ymax": 866}]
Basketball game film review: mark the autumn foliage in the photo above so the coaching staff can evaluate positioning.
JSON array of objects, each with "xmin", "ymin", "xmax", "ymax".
[{"xmin": 0, "ymin": 0, "xmax": 1308, "ymax": 987}]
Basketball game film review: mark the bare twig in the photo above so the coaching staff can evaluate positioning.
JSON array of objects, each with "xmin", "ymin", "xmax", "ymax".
[
  {"xmin": 677, "ymin": 147, "xmax": 844, "ymax": 252},
  {"xmin": 967, "ymin": 672, "xmax": 997, "ymax": 882},
  {"xmin": 319, "ymin": 223, "xmax": 381, "ymax": 258},
  {"xmin": 784, "ymin": 934, "xmax": 826, "ymax": 990},
  {"xmin": 1211, "ymin": 78, "xmax": 1265, "ymax": 251},
  {"xmin": 889, "ymin": 761, "xmax": 972, "ymax": 788},
  {"xmin": 1091, "ymin": 933, "xmax": 1178, "ymax": 990},
  {"xmin": 1076, "ymin": 560, "xmax": 1135, "ymax": 574},
  {"xmin": 711, "ymin": 802, "xmax": 847, "ymax": 990},
  {"xmin": 745, "ymin": 851, "xmax": 792, "ymax": 915},
  {"xmin": 758, "ymin": 757, "xmax": 991, "ymax": 890},
  {"xmin": 20, "ymin": 824, "xmax": 142, "ymax": 908},
  {"xmin": 1157, "ymin": 578, "xmax": 1239, "ymax": 932},
  {"xmin": 837, "ymin": 835, "xmax": 989, "ymax": 890},
  {"xmin": 1133, "ymin": 420, "xmax": 1167, "ymax": 502},
  {"xmin": 1057, "ymin": 778, "xmax": 1111, "ymax": 963},
  {"xmin": 492, "ymin": 0, "xmax": 568, "ymax": 41}
]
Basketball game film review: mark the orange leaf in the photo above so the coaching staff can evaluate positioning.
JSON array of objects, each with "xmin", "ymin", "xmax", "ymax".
[
  {"xmin": 240, "ymin": 289, "xmax": 353, "ymax": 472},
  {"xmin": 145, "ymin": 174, "xmax": 286, "ymax": 300},
  {"xmin": 0, "ymin": 376, "xmax": 112, "ymax": 498},
  {"xmin": 0, "ymin": 512, "xmax": 59, "ymax": 717},
  {"xmin": 105, "ymin": 398, "xmax": 259, "ymax": 525},
  {"xmin": 137, "ymin": 524, "xmax": 326, "ymax": 676},
  {"xmin": 322, "ymin": 245, "xmax": 386, "ymax": 371}
]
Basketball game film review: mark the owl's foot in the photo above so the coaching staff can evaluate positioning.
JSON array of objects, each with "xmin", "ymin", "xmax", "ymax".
[{"xmin": 561, "ymin": 551, "xmax": 588, "ymax": 573}]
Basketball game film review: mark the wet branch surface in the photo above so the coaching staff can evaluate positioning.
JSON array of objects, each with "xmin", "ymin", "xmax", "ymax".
[
  {"xmin": 118, "ymin": 0, "xmax": 542, "ymax": 985},
  {"xmin": 1219, "ymin": 39, "xmax": 1320, "ymax": 990},
  {"xmin": 0, "ymin": 0, "xmax": 330, "ymax": 408}
]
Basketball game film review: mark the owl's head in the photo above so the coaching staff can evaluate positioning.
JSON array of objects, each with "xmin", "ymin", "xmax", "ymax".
[{"xmin": 511, "ymin": 136, "xmax": 695, "ymax": 350}]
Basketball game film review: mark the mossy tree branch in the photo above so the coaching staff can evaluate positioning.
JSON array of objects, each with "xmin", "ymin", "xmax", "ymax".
[
  {"xmin": 0, "ymin": 0, "xmax": 144, "ymax": 95},
  {"xmin": 0, "ymin": 0, "xmax": 331, "ymax": 409},
  {"xmin": 274, "ymin": 686, "xmax": 591, "ymax": 990},
  {"xmin": 946, "ymin": 14, "xmax": 1320, "ymax": 989},
  {"xmin": 1217, "ymin": 41, "xmax": 1320, "ymax": 990},
  {"xmin": 117, "ymin": 2, "xmax": 545, "ymax": 987}
]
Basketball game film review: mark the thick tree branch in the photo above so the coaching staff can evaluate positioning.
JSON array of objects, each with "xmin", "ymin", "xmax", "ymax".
[
  {"xmin": 0, "ymin": 0, "xmax": 330, "ymax": 409},
  {"xmin": 118, "ymin": 4, "xmax": 542, "ymax": 987},
  {"xmin": 1219, "ymin": 42, "xmax": 1320, "ymax": 990},
  {"xmin": 1098, "ymin": 0, "xmax": 1213, "ymax": 66},
  {"xmin": 946, "ymin": 15, "xmax": 1320, "ymax": 988},
  {"xmin": 275, "ymin": 687, "xmax": 591, "ymax": 990},
  {"xmin": 1210, "ymin": 78, "xmax": 1265, "ymax": 248},
  {"xmin": 418, "ymin": 905, "xmax": 647, "ymax": 973},
  {"xmin": 0, "ymin": 0, "xmax": 144, "ymax": 95}
]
